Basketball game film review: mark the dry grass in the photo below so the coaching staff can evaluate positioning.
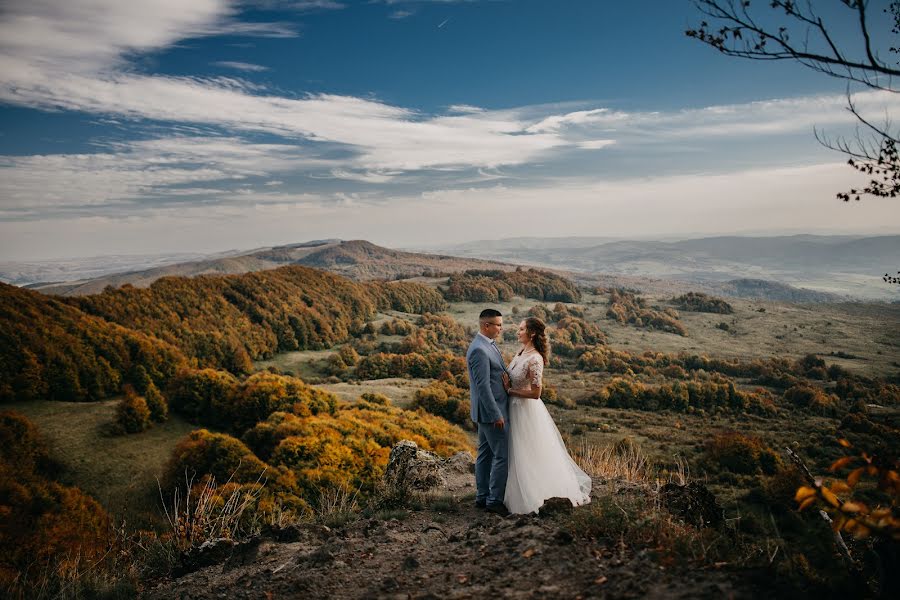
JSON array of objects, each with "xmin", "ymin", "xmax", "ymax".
[
  {"xmin": 161, "ymin": 471, "xmax": 268, "ymax": 553},
  {"xmin": 9, "ymin": 399, "xmax": 196, "ymax": 527},
  {"xmin": 570, "ymin": 437, "xmax": 652, "ymax": 483}
]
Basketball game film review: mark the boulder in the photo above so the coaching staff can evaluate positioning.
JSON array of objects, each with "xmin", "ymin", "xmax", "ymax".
[
  {"xmin": 660, "ymin": 482, "xmax": 723, "ymax": 528},
  {"xmin": 383, "ymin": 440, "xmax": 445, "ymax": 494},
  {"xmin": 538, "ymin": 497, "xmax": 576, "ymax": 517}
]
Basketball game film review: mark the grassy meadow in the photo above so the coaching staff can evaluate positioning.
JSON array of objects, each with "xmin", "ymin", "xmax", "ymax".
[{"xmin": 5, "ymin": 269, "xmax": 898, "ymax": 598}]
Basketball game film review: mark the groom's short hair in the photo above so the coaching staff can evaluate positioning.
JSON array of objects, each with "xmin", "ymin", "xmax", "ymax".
[{"xmin": 479, "ymin": 308, "xmax": 502, "ymax": 322}]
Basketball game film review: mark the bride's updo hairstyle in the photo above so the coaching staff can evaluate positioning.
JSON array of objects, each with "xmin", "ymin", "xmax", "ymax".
[{"xmin": 523, "ymin": 317, "xmax": 550, "ymax": 365}]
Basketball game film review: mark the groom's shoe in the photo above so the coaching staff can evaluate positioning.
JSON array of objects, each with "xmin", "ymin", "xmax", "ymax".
[
  {"xmin": 485, "ymin": 503, "xmax": 509, "ymax": 516},
  {"xmin": 474, "ymin": 499, "xmax": 486, "ymax": 509}
]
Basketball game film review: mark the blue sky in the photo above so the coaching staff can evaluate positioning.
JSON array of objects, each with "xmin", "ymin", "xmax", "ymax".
[{"xmin": 1, "ymin": 0, "xmax": 898, "ymax": 261}]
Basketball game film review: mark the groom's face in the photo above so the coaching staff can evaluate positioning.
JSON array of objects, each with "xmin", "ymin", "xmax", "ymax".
[{"xmin": 481, "ymin": 316, "xmax": 503, "ymax": 340}]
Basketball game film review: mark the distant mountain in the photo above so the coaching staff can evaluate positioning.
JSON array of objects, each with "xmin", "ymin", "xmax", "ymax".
[
  {"xmin": 712, "ymin": 279, "xmax": 845, "ymax": 303},
  {"xmin": 24, "ymin": 240, "xmax": 515, "ymax": 296},
  {"xmin": 428, "ymin": 234, "xmax": 900, "ymax": 301}
]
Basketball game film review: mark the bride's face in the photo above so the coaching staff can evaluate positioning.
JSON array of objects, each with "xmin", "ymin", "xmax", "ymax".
[{"xmin": 517, "ymin": 320, "xmax": 532, "ymax": 345}]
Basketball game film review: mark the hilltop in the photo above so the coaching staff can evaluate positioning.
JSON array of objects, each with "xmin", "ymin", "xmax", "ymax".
[
  {"xmin": 17, "ymin": 240, "xmax": 515, "ymax": 296},
  {"xmin": 144, "ymin": 445, "xmax": 760, "ymax": 600}
]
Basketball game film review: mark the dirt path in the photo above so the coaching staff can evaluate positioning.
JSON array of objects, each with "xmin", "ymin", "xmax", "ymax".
[{"xmin": 145, "ymin": 478, "xmax": 760, "ymax": 599}]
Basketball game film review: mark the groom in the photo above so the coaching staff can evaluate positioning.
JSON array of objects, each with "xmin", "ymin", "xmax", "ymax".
[{"xmin": 467, "ymin": 308, "xmax": 510, "ymax": 515}]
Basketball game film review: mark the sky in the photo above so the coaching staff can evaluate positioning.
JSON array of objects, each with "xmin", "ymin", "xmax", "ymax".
[{"xmin": 1, "ymin": 0, "xmax": 899, "ymax": 261}]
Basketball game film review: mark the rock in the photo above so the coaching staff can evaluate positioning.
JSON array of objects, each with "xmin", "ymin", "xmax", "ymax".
[
  {"xmin": 538, "ymin": 497, "xmax": 575, "ymax": 517},
  {"xmin": 660, "ymin": 482, "xmax": 724, "ymax": 528},
  {"xmin": 222, "ymin": 538, "xmax": 262, "ymax": 571},
  {"xmin": 268, "ymin": 522, "xmax": 331, "ymax": 543},
  {"xmin": 383, "ymin": 440, "xmax": 445, "ymax": 496},
  {"xmin": 445, "ymin": 451, "xmax": 476, "ymax": 474},
  {"xmin": 175, "ymin": 538, "xmax": 236, "ymax": 577}
]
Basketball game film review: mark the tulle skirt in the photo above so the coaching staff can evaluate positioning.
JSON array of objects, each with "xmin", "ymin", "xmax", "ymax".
[{"xmin": 504, "ymin": 397, "xmax": 593, "ymax": 515}]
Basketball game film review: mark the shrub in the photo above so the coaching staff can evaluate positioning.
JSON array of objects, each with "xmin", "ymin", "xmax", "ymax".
[
  {"xmin": 360, "ymin": 392, "xmax": 391, "ymax": 405},
  {"xmin": 224, "ymin": 372, "xmax": 338, "ymax": 434},
  {"xmin": 706, "ymin": 431, "xmax": 782, "ymax": 475},
  {"xmin": 672, "ymin": 292, "xmax": 733, "ymax": 314},
  {"xmin": 441, "ymin": 269, "xmax": 581, "ymax": 303},
  {"xmin": 116, "ymin": 387, "xmax": 151, "ymax": 433},
  {"xmin": 607, "ymin": 289, "xmax": 687, "ymax": 336},
  {"xmin": 144, "ymin": 381, "xmax": 169, "ymax": 422},
  {"xmin": 0, "ymin": 412, "xmax": 112, "ymax": 596},
  {"xmin": 241, "ymin": 403, "xmax": 472, "ymax": 497},
  {"xmin": 413, "ymin": 380, "xmax": 472, "ymax": 428},
  {"xmin": 784, "ymin": 384, "xmax": 837, "ymax": 414},
  {"xmin": 168, "ymin": 368, "xmax": 239, "ymax": 424}
]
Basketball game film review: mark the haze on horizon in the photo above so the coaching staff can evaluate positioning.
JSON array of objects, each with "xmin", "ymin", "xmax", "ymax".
[{"xmin": 1, "ymin": 0, "xmax": 899, "ymax": 262}]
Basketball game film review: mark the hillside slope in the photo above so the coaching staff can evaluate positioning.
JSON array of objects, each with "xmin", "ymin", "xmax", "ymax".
[{"xmin": 29, "ymin": 240, "xmax": 514, "ymax": 296}]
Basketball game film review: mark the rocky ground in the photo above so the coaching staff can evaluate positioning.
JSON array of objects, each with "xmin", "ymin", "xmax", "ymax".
[{"xmin": 144, "ymin": 443, "xmax": 764, "ymax": 599}]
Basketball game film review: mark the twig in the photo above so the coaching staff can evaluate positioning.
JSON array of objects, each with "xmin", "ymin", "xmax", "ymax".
[{"xmin": 785, "ymin": 446, "xmax": 857, "ymax": 567}]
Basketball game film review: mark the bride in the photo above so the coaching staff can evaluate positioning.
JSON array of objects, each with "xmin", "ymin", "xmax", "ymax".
[{"xmin": 502, "ymin": 317, "xmax": 592, "ymax": 515}]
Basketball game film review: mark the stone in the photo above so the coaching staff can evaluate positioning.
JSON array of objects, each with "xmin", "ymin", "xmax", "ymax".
[
  {"xmin": 383, "ymin": 440, "xmax": 445, "ymax": 496},
  {"xmin": 538, "ymin": 497, "xmax": 574, "ymax": 517},
  {"xmin": 660, "ymin": 482, "xmax": 724, "ymax": 528}
]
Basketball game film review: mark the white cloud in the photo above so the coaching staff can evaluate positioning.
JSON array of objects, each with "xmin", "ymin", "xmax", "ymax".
[
  {"xmin": 212, "ymin": 61, "xmax": 270, "ymax": 72},
  {"xmin": 0, "ymin": 136, "xmax": 332, "ymax": 211},
  {"xmin": 577, "ymin": 140, "xmax": 616, "ymax": 150},
  {"xmin": 528, "ymin": 91, "xmax": 900, "ymax": 143},
  {"xmin": 329, "ymin": 169, "xmax": 399, "ymax": 183},
  {"xmin": 447, "ymin": 104, "xmax": 486, "ymax": 114},
  {"xmin": 4, "ymin": 162, "xmax": 896, "ymax": 262}
]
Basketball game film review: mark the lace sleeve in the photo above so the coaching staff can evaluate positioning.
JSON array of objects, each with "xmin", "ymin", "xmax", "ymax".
[{"xmin": 526, "ymin": 355, "xmax": 544, "ymax": 388}]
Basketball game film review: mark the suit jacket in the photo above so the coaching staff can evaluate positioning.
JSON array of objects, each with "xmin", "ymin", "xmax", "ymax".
[{"xmin": 466, "ymin": 334, "xmax": 509, "ymax": 424}]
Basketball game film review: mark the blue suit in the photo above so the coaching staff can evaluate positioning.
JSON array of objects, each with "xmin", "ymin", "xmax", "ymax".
[{"xmin": 466, "ymin": 334, "xmax": 509, "ymax": 506}]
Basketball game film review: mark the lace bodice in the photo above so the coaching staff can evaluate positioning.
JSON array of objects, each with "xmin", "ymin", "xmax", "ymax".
[{"xmin": 507, "ymin": 350, "xmax": 544, "ymax": 390}]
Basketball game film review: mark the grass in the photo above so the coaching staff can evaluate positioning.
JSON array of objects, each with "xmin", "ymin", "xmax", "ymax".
[
  {"xmin": 9, "ymin": 399, "xmax": 196, "ymax": 528},
  {"xmin": 315, "ymin": 377, "xmax": 432, "ymax": 408}
]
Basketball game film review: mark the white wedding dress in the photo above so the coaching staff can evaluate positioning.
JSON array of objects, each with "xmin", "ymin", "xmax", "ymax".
[{"xmin": 504, "ymin": 350, "xmax": 592, "ymax": 514}]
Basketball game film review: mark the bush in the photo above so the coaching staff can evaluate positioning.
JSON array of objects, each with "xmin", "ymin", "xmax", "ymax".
[
  {"xmin": 784, "ymin": 384, "xmax": 837, "ymax": 415},
  {"xmin": 116, "ymin": 387, "xmax": 151, "ymax": 433},
  {"xmin": 168, "ymin": 368, "xmax": 239, "ymax": 424},
  {"xmin": 705, "ymin": 431, "xmax": 782, "ymax": 475},
  {"xmin": 413, "ymin": 381, "xmax": 472, "ymax": 428},
  {"xmin": 607, "ymin": 289, "xmax": 687, "ymax": 336},
  {"xmin": 441, "ymin": 269, "xmax": 581, "ymax": 303},
  {"xmin": 672, "ymin": 292, "xmax": 733, "ymax": 314},
  {"xmin": 144, "ymin": 381, "xmax": 169, "ymax": 422},
  {"xmin": 241, "ymin": 403, "xmax": 472, "ymax": 497},
  {"xmin": 0, "ymin": 412, "xmax": 112, "ymax": 596}
]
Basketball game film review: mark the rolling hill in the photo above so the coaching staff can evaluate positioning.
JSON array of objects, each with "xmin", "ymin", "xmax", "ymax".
[{"xmin": 20, "ymin": 240, "xmax": 515, "ymax": 296}]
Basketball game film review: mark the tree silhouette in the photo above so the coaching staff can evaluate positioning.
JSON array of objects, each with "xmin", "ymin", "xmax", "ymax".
[{"xmin": 687, "ymin": 0, "xmax": 900, "ymax": 283}]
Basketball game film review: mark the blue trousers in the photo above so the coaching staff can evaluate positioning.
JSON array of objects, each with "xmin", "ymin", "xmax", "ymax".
[{"xmin": 475, "ymin": 421, "xmax": 508, "ymax": 505}]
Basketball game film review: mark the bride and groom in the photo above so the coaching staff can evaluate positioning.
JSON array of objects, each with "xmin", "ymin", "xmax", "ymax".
[{"xmin": 467, "ymin": 308, "xmax": 592, "ymax": 515}]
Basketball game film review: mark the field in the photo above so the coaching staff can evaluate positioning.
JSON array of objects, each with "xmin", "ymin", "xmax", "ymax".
[
  {"xmin": 14, "ymin": 286, "xmax": 898, "ymax": 525},
  {"xmin": 9, "ymin": 399, "xmax": 196, "ymax": 527}
]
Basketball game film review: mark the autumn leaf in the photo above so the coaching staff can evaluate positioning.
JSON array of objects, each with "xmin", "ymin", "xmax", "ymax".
[
  {"xmin": 841, "ymin": 501, "xmax": 866, "ymax": 513},
  {"xmin": 794, "ymin": 486, "xmax": 816, "ymax": 501},
  {"xmin": 838, "ymin": 438, "xmax": 852, "ymax": 448},
  {"xmin": 799, "ymin": 496, "xmax": 816, "ymax": 510},
  {"xmin": 848, "ymin": 467, "xmax": 865, "ymax": 487},
  {"xmin": 821, "ymin": 487, "xmax": 840, "ymax": 507},
  {"xmin": 831, "ymin": 481, "xmax": 850, "ymax": 494},
  {"xmin": 829, "ymin": 457, "xmax": 853, "ymax": 472}
]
